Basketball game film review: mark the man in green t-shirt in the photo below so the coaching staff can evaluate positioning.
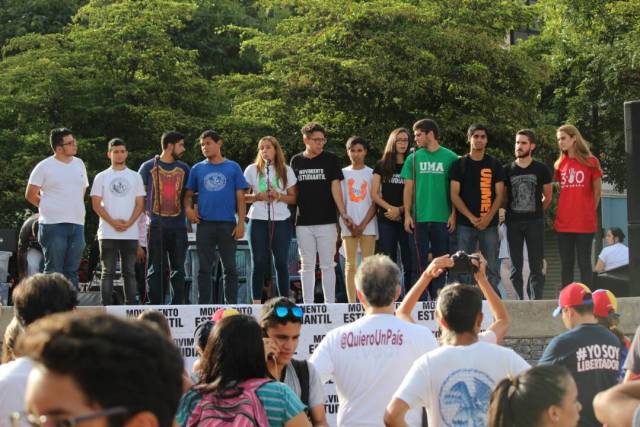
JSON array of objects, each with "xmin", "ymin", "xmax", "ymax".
[{"xmin": 401, "ymin": 118, "xmax": 458, "ymax": 298}]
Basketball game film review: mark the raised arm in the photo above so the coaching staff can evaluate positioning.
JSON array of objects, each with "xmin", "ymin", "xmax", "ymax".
[
  {"xmin": 396, "ymin": 255, "xmax": 454, "ymax": 323},
  {"xmin": 473, "ymin": 252, "xmax": 510, "ymax": 343}
]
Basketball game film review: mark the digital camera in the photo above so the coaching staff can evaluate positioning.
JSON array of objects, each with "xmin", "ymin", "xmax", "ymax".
[{"xmin": 449, "ymin": 251, "xmax": 480, "ymax": 275}]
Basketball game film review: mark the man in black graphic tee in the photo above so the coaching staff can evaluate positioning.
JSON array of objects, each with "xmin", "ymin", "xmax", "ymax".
[
  {"xmin": 540, "ymin": 283, "xmax": 621, "ymax": 427},
  {"xmin": 504, "ymin": 129, "xmax": 552, "ymax": 300},
  {"xmin": 449, "ymin": 124, "xmax": 505, "ymax": 291},
  {"xmin": 290, "ymin": 122, "xmax": 352, "ymax": 303}
]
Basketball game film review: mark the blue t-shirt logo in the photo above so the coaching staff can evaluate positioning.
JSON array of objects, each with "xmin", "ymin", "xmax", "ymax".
[
  {"xmin": 439, "ymin": 369, "xmax": 493, "ymax": 427},
  {"xmin": 204, "ymin": 172, "xmax": 227, "ymax": 192}
]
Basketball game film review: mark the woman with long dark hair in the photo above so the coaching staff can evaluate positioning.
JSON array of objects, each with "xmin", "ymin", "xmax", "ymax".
[
  {"xmin": 176, "ymin": 314, "xmax": 310, "ymax": 427},
  {"xmin": 371, "ymin": 128, "xmax": 414, "ymax": 290},
  {"xmin": 245, "ymin": 136, "xmax": 297, "ymax": 303},
  {"xmin": 489, "ymin": 364, "xmax": 580, "ymax": 427},
  {"xmin": 594, "ymin": 227, "xmax": 629, "ymax": 273},
  {"xmin": 554, "ymin": 124, "xmax": 602, "ymax": 287}
]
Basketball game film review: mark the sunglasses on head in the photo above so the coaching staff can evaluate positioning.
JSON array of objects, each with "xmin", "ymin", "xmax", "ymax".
[{"xmin": 274, "ymin": 306, "xmax": 303, "ymax": 319}]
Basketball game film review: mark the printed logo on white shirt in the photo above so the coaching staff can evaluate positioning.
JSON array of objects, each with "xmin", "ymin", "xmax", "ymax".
[
  {"xmin": 109, "ymin": 177, "xmax": 131, "ymax": 197},
  {"xmin": 439, "ymin": 368, "xmax": 493, "ymax": 427}
]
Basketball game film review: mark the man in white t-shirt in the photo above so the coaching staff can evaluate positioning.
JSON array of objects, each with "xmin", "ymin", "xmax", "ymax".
[
  {"xmin": 26, "ymin": 128, "xmax": 89, "ymax": 288},
  {"xmin": 385, "ymin": 280, "xmax": 530, "ymax": 426},
  {"xmin": 90, "ymin": 138, "xmax": 145, "ymax": 305},
  {"xmin": 309, "ymin": 254, "xmax": 438, "ymax": 427}
]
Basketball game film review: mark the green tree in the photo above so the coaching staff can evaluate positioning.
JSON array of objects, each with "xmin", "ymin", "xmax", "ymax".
[
  {"xmin": 0, "ymin": 0, "xmax": 87, "ymax": 48},
  {"xmin": 0, "ymin": 0, "xmax": 216, "ymax": 228},
  {"xmin": 212, "ymin": 0, "xmax": 546, "ymax": 167},
  {"xmin": 525, "ymin": 0, "xmax": 640, "ymax": 191}
]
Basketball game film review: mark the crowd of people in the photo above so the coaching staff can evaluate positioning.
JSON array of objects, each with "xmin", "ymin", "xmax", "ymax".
[
  {"xmin": 16, "ymin": 117, "xmax": 624, "ymax": 306},
  {"xmin": 0, "ymin": 256, "xmax": 639, "ymax": 426}
]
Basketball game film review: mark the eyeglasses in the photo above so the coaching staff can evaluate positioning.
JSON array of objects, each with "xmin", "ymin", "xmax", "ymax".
[
  {"xmin": 274, "ymin": 306, "xmax": 303, "ymax": 319},
  {"xmin": 10, "ymin": 407, "xmax": 128, "ymax": 427}
]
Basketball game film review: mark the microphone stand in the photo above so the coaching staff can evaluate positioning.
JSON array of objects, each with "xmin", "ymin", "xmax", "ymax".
[
  {"xmin": 154, "ymin": 155, "xmax": 165, "ymax": 305},
  {"xmin": 265, "ymin": 159, "xmax": 274, "ymax": 299}
]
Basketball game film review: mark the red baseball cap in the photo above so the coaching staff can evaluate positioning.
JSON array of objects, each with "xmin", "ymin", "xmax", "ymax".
[
  {"xmin": 592, "ymin": 289, "xmax": 620, "ymax": 318},
  {"xmin": 552, "ymin": 282, "xmax": 593, "ymax": 317}
]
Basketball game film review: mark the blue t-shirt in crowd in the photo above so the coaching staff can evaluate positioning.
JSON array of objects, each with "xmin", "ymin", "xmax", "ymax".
[
  {"xmin": 138, "ymin": 158, "xmax": 190, "ymax": 229},
  {"xmin": 186, "ymin": 159, "xmax": 248, "ymax": 222}
]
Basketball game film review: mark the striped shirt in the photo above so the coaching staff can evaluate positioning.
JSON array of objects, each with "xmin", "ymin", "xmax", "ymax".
[{"xmin": 176, "ymin": 381, "xmax": 306, "ymax": 427}]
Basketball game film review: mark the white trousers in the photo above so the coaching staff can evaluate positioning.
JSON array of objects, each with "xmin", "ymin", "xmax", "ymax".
[{"xmin": 296, "ymin": 224, "xmax": 337, "ymax": 303}]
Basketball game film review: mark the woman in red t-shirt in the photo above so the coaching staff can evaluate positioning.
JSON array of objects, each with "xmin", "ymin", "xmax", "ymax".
[{"xmin": 554, "ymin": 124, "xmax": 602, "ymax": 288}]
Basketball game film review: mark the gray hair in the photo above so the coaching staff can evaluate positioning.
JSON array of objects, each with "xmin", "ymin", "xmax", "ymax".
[{"xmin": 355, "ymin": 254, "xmax": 400, "ymax": 307}]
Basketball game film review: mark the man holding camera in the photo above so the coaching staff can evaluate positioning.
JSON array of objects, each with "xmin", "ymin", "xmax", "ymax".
[
  {"xmin": 396, "ymin": 252, "xmax": 511, "ymax": 344},
  {"xmin": 385, "ymin": 255, "xmax": 529, "ymax": 427}
]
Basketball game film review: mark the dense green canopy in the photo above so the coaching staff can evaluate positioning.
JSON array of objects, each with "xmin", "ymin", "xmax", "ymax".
[{"xmin": 0, "ymin": 0, "xmax": 636, "ymax": 232}]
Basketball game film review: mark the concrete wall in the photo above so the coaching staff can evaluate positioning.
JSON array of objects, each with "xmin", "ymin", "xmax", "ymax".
[{"xmin": 2, "ymin": 298, "xmax": 640, "ymax": 364}]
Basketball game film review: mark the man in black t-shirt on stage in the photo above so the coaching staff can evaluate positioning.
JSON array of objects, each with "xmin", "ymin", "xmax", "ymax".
[
  {"xmin": 504, "ymin": 129, "xmax": 552, "ymax": 300},
  {"xmin": 449, "ymin": 124, "xmax": 505, "ymax": 291},
  {"xmin": 290, "ymin": 122, "xmax": 352, "ymax": 303},
  {"xmin": 540, "ymin": 282, "xmax": 621, "ymax": 427}
]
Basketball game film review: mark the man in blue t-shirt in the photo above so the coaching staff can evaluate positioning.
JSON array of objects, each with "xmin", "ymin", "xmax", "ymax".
[
  {"xmin": 138, "ymin": 131, "xmax": 190, "ymax": 305},
  {"xmin": 184, "ymin": 130, "xmax": 248, "ymax": 304}
]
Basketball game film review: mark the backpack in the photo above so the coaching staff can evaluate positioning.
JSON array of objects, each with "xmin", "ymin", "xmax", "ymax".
[
  {"xmin": 290, "ymin": 359, "xmax": 310, "ymax": 411},
  {"xmin": 186, "ymin": 378, "xmax": 272, "ymax": 427}
]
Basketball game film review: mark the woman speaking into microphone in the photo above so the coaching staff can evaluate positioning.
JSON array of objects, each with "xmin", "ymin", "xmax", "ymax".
[{"xmin": 244, "ymin": 136, "xmax": 298, "ymax": 303}]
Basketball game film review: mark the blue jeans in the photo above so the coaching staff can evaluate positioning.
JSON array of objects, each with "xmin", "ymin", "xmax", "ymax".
[
  {"xmin": 507, "ymin": 219, "xmax": 545, "ymax": 300},
  {"xmin": 248, "ymin": 219, "xmax": 292, "ymax": 301},
  {"xmin": 196, "ymin": 221, "xmax": 237, "ymax": 304},
  {"xmin": 415, "ymin": 222, "xmax": 449, "ymax": 299},
  {"xmin": 376, "ymin": 220, "xmax": 415, "ymax": 294},
  {"xmin": 147, "ymin": 225, "xmax": 187, "ymax": 305},
  {"xmin": 38, "ymin": 223, "xmax": 85, "ymax": 289},
  {"xmin": 456, "ymin": 224, "xmax": 500, "ymax": 292}
]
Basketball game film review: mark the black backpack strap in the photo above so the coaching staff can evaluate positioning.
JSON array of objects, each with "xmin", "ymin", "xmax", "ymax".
[{"xmin": 291, "ymin": 359, "xmax": 310, "ymax": 409}]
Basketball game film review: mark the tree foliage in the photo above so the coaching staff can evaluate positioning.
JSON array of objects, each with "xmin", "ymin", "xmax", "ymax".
[
  {"xmin": 212, "ymin": 0, "xmax": 545, "ymax": 167},
  {"xmin": 0, "ymin": 0, "xmax": 637, "ymax": 231},
  {"xmin": 0, "ymin": 0, "xmax": 217, "ymax": 228},
  {"xmin": 525, "ymin": 0, "xmax": 640, "ymax": 191}
]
